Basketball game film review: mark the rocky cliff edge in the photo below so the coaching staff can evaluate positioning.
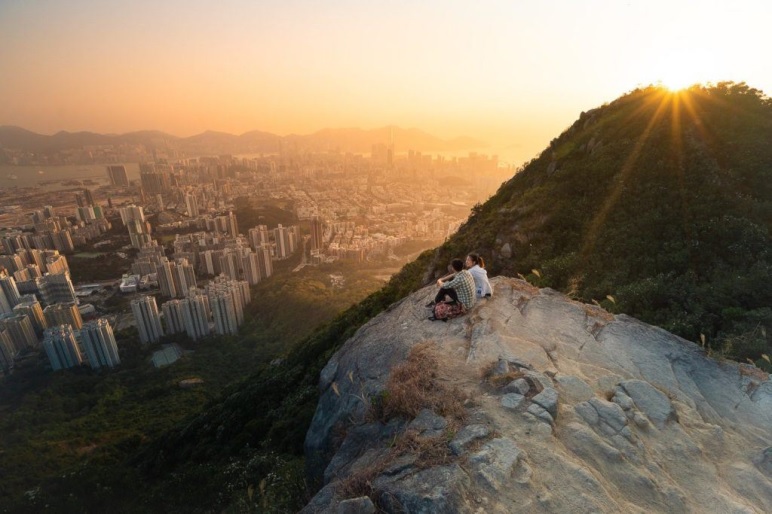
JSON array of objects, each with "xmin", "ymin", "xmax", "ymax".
[{"xmin": 302, "ymin": 277, "xmax": 772, "ymax": 513}]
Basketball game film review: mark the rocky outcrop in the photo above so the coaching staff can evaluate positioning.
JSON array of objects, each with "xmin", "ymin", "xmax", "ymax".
[{"xmin": 303, "ymin": 277, "xmax": 772, "ymax": 513}]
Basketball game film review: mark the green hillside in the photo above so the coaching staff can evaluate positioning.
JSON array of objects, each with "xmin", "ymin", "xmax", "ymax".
[
  {"xmin": 9, "ymin": 83, "xmax": 770, "ymax": 512},
  {"xmin": 435, "ymin": 82, "xmax": 771, "ymax": 362}
]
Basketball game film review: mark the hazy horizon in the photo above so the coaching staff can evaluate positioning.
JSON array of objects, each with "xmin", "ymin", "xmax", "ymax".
[{"xmin": 3, "ymin": 0, "xmax": 772, "ymax": 165}]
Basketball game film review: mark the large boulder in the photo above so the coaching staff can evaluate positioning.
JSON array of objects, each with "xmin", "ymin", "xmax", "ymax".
[{"xmin": 303, "ymin": 277, "xmax": 772, "ymax": 513}]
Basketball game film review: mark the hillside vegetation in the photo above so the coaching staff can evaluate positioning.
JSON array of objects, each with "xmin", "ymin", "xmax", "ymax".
[
  {"xmin": 8, "ymin": 83, "xmax": 770, "ymax": 512},
  {"xmin": 436, "ymin": 82, "xmax": 771, "ymax": 364}
]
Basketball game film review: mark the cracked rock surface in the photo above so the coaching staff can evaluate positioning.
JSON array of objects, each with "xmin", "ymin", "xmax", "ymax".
[{"xmin": 303, "ymin": 277, "xmax": 772, "ymax": 513}]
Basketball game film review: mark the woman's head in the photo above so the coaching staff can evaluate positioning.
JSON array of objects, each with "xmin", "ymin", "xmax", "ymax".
[{"xmin": 466, "ymin": 253, "xmax": 485, "ymax": 268}]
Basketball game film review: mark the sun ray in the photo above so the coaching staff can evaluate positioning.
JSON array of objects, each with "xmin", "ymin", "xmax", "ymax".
[{"xmin": 578, "ymin": 91, "xmax": 673, "ymax": 271}]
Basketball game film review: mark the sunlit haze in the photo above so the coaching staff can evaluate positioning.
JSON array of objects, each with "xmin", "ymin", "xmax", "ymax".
[{"xmin": 2, "ymin": 0, "xmax": 771, "ymax": 164}]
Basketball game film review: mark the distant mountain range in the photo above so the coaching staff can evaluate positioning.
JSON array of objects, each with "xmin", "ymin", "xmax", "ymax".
[{"xmin": 0, "ymin": 125, "xmax": 486, "ymax": 155}]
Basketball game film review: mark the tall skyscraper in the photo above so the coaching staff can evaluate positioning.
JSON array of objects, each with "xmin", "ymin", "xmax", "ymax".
[
  {"xmin": 80, "ymin": 318, "xmax": 121, "ymax": 369},
  {"xmin": 131, "ymin": 295, "xmax": 163, "ymax": 344},
  {"xmin": 0, "ymin": 272, "xmax": 21, "ymax": 314},
  {"xmin": 157, "ymin": 257, "xmax": 197, "ymax": 298},
  {"xmin": 0, "ymin": 326, "xmax": 15, "ymax": 375},
  {"xmin": 107, "ymin": 165, "xmax": 130, "ymax": 187},
  {"xmin": 274, "ymin": 224, "xmax": 291, "ymax": 259},
  {"xmin": 185, "ymin": 193, "xmax": 200, "ymax": 218},
  {"xmin": 182, "ymin": 292, "xmax": 210, "ymax": 340},
  {"xmin": 44, "ymin": 254, "xmax": 69, "ymax": 275},
  {"xmin": 210, "ymin": 290, "xmax": 238, "ymax": 336},
  {"xmin": 241, "ymin": 251, "xmax": 261, "ymax": 285},
  {"xmin": 206, "ymin": 275, "xmax": 250, "ymax": 336},
  {"xmin": 13, "ymin": 295, "xmax": 46, "ymax": 336},
  {"xmin": 36, "ymin": 272, "xmax": 78, "ymax": 306},
  {"xmin": 42, "ymin": 324, "xmax": 83, "ymax": 371},
  {"xmin": 255, "ymin": 244, "xmax": 273, "ymax": 279},
  {"xmin": 119, "ymin": 205, "xmax": 152, "ymax": 249},
  {"xmin": 50, "ymin": 230, "xmax": 75, "ymax": 253},
  {"xmin": 0, "ymin": 254, "xmax": 24, "ymax": 273},
  {"xmin": 310, "ymin": 216, "xmax": 324, "ymax": 251},
  {"xmin": 0, "ymin": 314, "xmax": 37, "ymax": 353},
  {"xmin": 163, "ymin": 293, "xmax": 210, "ymax": 340},
  {"xmin": 44, "ymin": 302, "xmax": 83, "ymax": 330},
  {"xmin": 218, "ymin": 251, "xmax": 241, "ymax": 281},
  {"xmin": 139, "ymin": 163, "xmax": 171, "ymax": 194},
  {"xmin": 161, "ymin": 300, "xmax": 186, "ymax": 335}
]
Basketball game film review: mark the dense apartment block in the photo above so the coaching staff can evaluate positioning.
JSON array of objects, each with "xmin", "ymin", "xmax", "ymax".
[
  {"xmin": 131, "ymin": 295, "xmax": 164, "ymax": 344},
  {"xmin": 42, "ymin": 324, "xmax": 83, "ymax": 371},
  {"xmin": 80, "ymin": 318, "xmax": 121, "ymax": 369}
]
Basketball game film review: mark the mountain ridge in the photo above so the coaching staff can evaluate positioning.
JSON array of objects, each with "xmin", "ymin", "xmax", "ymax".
[{"xmin": 0, "ymin": 125, "xmax": 486, "ymax": 155}]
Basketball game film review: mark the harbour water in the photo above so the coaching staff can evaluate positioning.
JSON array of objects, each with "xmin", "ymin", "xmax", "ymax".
[{"xmin": 0, "ymin": 164, "xmax": 141, "ymax": 190}]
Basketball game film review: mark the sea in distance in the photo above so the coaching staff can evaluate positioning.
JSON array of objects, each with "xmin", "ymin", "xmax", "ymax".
[{"xmin": 0, "ymin": 164, "xmax": 141, "ymax": 191}]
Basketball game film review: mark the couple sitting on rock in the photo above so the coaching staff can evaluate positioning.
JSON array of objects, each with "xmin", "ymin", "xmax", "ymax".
[{"xmin": 428, "ymin": 253, "xmax": 493, "ymax": 321}]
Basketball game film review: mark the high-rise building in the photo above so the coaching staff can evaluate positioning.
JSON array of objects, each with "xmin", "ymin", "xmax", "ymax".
[
  {"xmin": 206, "ymin": 275, "xmax": 250, "ymax": 332},
  {"xmin": 255, "ymin": 244, "xmax": 273, "ymax": 279},
  {"xmin": 156, "ymin": 258, "xmax": 197, "ymax": 298},
  {"xmin": 80, "ymin": 318, "xmax": 121, "ymax": 369},
  {"xmin": 107, "ymin": 165, "xmax": 130, "ymax": 187},
  {"xmin": 0, "ymin": 314, "xmax": 38, "ymax": 353},
  {"xmin": 274, "ymin": 224, "xmax": 290, "ymax": 259},
  {"xmin": 44, "ymin": 302, "xmax": 83, "ymax": 330},
  {"xmin": 75, "ymin": 189, "xmax": 95, "ymax": 208},
  {"xmin": 210, "ymin": 290, "xmax": 238, "ymax": 336},
  {"xmin": 185, "ymin": 193, "xmax": 200, "ymax": 218},
  {"xmin": 182, "ymin": 292, "xmax": 210, "ymax": 340},
  {"xmin": 119, "ymin": 205, "xmax": 145, "ymax": 225},
  {"xmin": 0, "ymin": 254, "xmax": 24, "ymax": 273},
  {"xmin": 36, "ymin": 272, "xmax": 78, "ymax": 306},
  {"xmin": 241, "ymin": 252, "xmax": 261, "ymax": 285},
  {"xmin": 162, "ymin": 292, "xmax": 210, "ymax": 340},
  {"xmin": 0, "ymin": 272, "xmax": 21, "ymax": 314},
  {"xmin": 50, "ymin": 230, "xmax": 75, "ymax": 253},
  {"xmin": 310, "ymin": 216, "xmax": 324, "ymax": 251},
  {"xmin": 219, "ymin": 251, "xmax": 241, "ymax": 281},
  {"xmin": 44, "ymin": 254, "xmax": 69, "ymax": 275},
  {"xmin": 13, "ymin": 295, "xmax": 46, "ymax": 336},
  {"xmin": 131, "ymin": 295, "xmax": 163, "ymax": 344},
  {"xmin": 248, "ymin": 226, "xmax": 269, "ymax": 250},
  {"xmin": 42, "ymin": 324, "xmax": 83, "ymax": 371},
  {"xmin": 156, "ymin": 257, "xmax": 177, "ymax": 298},
  {"xmin": 118, "ymin": 205, "xmax": 153, "ymax": 249},
  {"xmin": 161, "ymin": 300, "xmax": 186, "ymax": 335},
  {"xmin": 174, "ymin": 258, "xmax": 196, "ymax": 296},
  {"xmin": 139, "ymin": 163, "xmax": 171, "ymax": 194},
  {"xmin": 0, "ymin": 325, "xmax": 15, "ymax": 375},
  {"xmin": 273, "ymin": 224, "xmax": 298, "ymax": 259}
]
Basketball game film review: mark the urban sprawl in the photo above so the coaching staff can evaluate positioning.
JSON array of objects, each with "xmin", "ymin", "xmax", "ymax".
[{"xmin": 0, "ymin": 147, "xmax": 508, "ymax": 376}]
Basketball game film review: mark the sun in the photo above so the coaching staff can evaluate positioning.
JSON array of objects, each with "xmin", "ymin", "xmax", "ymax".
[{"xmin": 647, "ymin": 50, "xmax": 713, "ymax": 92}]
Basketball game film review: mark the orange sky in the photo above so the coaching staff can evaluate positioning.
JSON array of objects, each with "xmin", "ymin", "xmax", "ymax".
[{"xmin": 1, "ymin": 0, "xmax": 770, "ymax": 165}]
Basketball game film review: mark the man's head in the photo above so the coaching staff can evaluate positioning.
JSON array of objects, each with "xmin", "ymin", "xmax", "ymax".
[{"xmin": 451, "ymin": 258, "xmax": 464, "ymax": 272}]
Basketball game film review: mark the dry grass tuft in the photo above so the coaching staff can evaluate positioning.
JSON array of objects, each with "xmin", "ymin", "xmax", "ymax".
[
  {"xmin": 379, "ymin": 342, "xmax": 466, "ymax": 423},
  {"xmin": 336, "ymin": 462, "xmax": 382, "ymax": 501},
  {"xmin": 480, "ymin": 360, "xmax": 526, "ymax": 389},
  {"xmin": 393, "ymin": 430, "xmax": 454, "ymax": 469}
]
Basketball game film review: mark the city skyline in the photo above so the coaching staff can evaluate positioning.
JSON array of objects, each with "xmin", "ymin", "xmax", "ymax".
[{"xmin": 3, "ymin": 1, "xmax": 772, "ymax": 166}]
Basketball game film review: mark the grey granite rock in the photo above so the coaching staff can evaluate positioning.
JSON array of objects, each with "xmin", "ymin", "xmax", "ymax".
[
  {"xmin": 407, "ymin": 408, "xmax": 448, "ymax": 438},
  {"xmin": 449, "ymin": 424, "xmax": 491, "ymax": 456},
  {"xmin": 618, "ymin": 379, "xmax": 677, "ymax": 429},
  {"xmin": 501, "ymin": 392, "xmax": 526, "ymax": 410},
  {"xmin": 468, "ymin": 437, "xmax": 524, "ymax": 489},
  {"xmin": 337, "ymin": 496, "xmax": 375, "ymax": 514},
  {"xmin": 531, "ymin": 387, "xmax": 559, "ymax": 418}
]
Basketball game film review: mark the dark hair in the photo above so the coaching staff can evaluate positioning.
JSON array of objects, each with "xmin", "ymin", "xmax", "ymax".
[
  {"xmin": 450, "ymin": 258, "xmax": 464, "ymax": 272},
  {"xmin": 468, "ymin": 253, "xmax": 485, "ymax": 268}
]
